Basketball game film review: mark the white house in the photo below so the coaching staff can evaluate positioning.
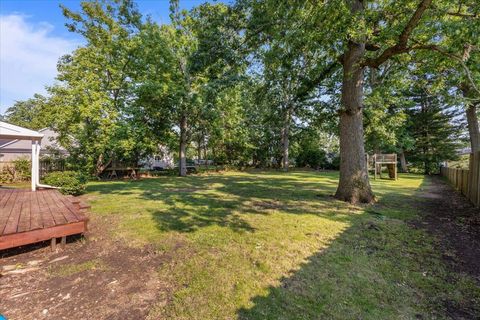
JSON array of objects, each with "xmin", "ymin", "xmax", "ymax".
[
  {"xmin": 0, "ymin": 127, "xmax": 68, "ymax": 162},
  {"xmin": 140, "ymin": 144, "xmax": 174, "ymax": 170}
]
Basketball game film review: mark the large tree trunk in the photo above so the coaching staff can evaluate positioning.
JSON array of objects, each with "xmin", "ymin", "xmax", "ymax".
[
  {"xmin": 461, "ymin": 83, "xmax": 480, "ymax": 153},
  {"xmin": 179, "ymin": 115, "xmax": 187, "ymax": 177},
  {"xmin": 466, "ymin": 103, "xmax": 480, "ymax": 153},
  {"xmin": 281, "ymin": 106, "xmax": 292, "ymax": 172},
  {"xmin": 334, "ymin": 36, "xmax": 374, "ymax": 203},
  {"xmin": 399, "ymin": 149, "xmax": 408, "ymax": 173}
]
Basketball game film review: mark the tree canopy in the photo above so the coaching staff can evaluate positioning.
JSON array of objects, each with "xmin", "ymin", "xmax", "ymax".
[{"xmin": 2, "ymin": 0, "xmax": 478, "ymax": 203}]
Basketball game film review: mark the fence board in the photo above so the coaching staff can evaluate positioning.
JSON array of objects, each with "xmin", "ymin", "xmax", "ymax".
[
  {"xmin": 476, "ymin": 152, "xmax": 480, "ymax": 207},
  {"xmin": 441, "ymin": 151, "xmax": 480, "ymax": 208}
]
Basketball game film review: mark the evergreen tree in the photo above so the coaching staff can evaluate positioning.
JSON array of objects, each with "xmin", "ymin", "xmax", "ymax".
[{"xmin": 406, "ymin": 85, "xmax": 461, "ymax": 174}]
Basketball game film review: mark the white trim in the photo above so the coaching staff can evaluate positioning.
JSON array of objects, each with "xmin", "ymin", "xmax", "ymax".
[
  {"xmin": 0, "ymin": 139, "xmax": 21, "ymax": 149},
  {"xmin": 0, "ymin": 121, "xmax": 44, "ymax": 139},
  {"xmin": 31, "ymin": 140, "xmax": 36, "ymax": 191}
]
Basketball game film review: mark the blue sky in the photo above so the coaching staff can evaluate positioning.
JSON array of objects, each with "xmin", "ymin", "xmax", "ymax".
[{"xmin": 0, "ymin": 0, "xmax": 219, "ymax": 113}]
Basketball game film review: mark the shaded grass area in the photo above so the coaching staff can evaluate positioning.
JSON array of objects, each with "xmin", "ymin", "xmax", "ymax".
[{"xmin": 85, "ymin": 171, "xmax": 480, "ymax": 319}]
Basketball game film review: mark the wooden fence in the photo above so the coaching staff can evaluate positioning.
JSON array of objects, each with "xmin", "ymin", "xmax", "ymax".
[{"xmin": 440, "ymin": 151, "xmax": 480, "ymax": 207}]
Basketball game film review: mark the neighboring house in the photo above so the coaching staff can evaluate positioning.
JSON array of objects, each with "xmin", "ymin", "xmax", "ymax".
[
  {"xmin": 456, "ymin": 147, "xmax": 471, "ymax": 156},
  {"xmin": 0, "ymin": 128, "xmax": 68, "ymax": 162},
  {"xmin": 140, "ymin": 145, "xmax": 174, "ymax": 170}
]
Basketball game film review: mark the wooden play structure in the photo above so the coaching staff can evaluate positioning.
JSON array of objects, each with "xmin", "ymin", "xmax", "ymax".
[{"xmin": 366, "ymin": 153, "xmax": 398, "ymax": 180}]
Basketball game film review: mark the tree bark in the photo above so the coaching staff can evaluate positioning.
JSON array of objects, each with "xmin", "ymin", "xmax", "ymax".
[
  {"xmin": 399, "ymin": 150, "xmax": 408, "ymax": 173},
  {"xmin": 203, "ymin": 134, "xmax": 208, "ymax": 169},
  {"xmin": 460, "ymin": 83, "xmax": 480, "ymax": 153},
  {"xmin": 281, "ymin": 106, "xmax": 292, "ymax": 172},
  {"xmin": 334, "ymin": 23, "xmax": 374, "ymax": 203},
  {"xmin": 95, "ymin": 153, "xmax": 112, "ymax": 178},
  {"xmin": 197, "ymin": 136, "xmax": 202, "ymax": 166},
  {"xmin": 179, "ymin": 115, "xmax": 187, "ymax": 177},
  {"xmin": 466, "ymin": 103, "xmax": 480, "ymax": 153}
]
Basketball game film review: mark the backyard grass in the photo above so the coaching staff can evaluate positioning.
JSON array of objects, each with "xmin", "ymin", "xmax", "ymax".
[{"xmin": 85, "ymin": 171, "xmax": 479, "ymax": 319}]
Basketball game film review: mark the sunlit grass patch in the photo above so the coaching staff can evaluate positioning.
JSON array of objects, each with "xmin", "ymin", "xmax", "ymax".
[{"xmin": 84, "ymin": 171, "xmax": 480, "ymax": 319}]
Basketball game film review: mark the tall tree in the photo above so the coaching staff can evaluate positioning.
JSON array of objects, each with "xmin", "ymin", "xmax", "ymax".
[
  {"xmin": 405, "ymin": 80, "xmax": 461, "ymax": 174},
  {"xmin": 3, "ymin": 94, "xmax": 50, "ymax": 130},
  {"xmin": 48, "ymin": 0, "xmax": 147, "ymax": 176}
]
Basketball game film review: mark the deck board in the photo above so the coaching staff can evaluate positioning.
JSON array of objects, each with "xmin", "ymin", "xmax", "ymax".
[
  {"xmin": 0, "ymin": 192, "xmax": 18, "ymax": 234},
  {"xmin": 49, "ymin": 190, "xmax": 82, "ymax": 223},
  {"xmin": 37, "ymin": 191, "xmax": 56, "ymax": 228},
  {"xmin": 43, "ymin": 190, "xmax": 68, "ymax": 225},
  {"xmin": 0, "ymin": 189, "xmax": 88, "ymax": 250},
  {"xmin": 17, "ymin": 191, "xmax": 32, "ymax": 233},
  {"xmin": 30, "ymin": 192, "xmax": 43, "ymax": 230},
  {"xmin": 3, "ymin": 191, "xmax": 25, "ymax": 235},
  {"xmin": 0, "ymin": 190, "xmax": 12, "ymax": 207}
]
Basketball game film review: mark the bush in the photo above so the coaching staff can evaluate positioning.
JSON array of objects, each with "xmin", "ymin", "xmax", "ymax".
[
  {"xmin": 296, "ymin": 149, "xmax": 327, "ymax": 169},
  {"xmin": 0, "ymin": 158, "xmax": 31, "ymax": 183},
  {"xmin": 12, "ymin": 158, "xmax": 31, "ymax": 180},
  {"xmin": 43, "ymin": 171, "xmax": 87, "ymax": 195}
]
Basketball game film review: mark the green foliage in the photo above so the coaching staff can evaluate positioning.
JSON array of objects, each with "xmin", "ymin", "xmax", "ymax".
[
  {"xmin": 46, "ymin": 0, "xmax": 154, "ymax": 176},
  {"xmin": 296, "ymin": 148, "xmax": 327, "ymax": 169},
  {"xmin": 404, "ymin": 79, "xmax": 462, "ymax": 174},
  {"xmin": 2, "ymin": 0, "xmax": 476, "ymax": 185},
  {"xmin": 43, "ymin": 171, "xmax": 87, "ymax": 195},
  {"xmin": 0, "ymin": 158, "xmax": 31, "ymax": 184},
  {"xmin": 3, "ymin": 94, "xmax": 50, "ymax": 130},
  {"xmin": 12, "ymin": 158, "xmax": 31, "ymax": 181}
]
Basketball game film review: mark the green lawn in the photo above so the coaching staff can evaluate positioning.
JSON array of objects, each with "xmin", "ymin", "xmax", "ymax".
[{"xmin": 86, "ymin": 171, "xmax": 479, "ymax": 319}]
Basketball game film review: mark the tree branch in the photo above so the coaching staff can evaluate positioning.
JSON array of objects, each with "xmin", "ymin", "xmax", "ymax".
[
  {"xmin": 447, "ymin": 12, "xmax": 478, "ymax": 18},
  {"xmin": 413, "ymin": 44, "xmax": 480, "ymax": 96},
  {"xmin": 364, "ymin": 0, "xmax": 433, "ymax": 68},
  {"xmin": 293, "ymin": 61, "xmax": 341, "ymax": 102}
]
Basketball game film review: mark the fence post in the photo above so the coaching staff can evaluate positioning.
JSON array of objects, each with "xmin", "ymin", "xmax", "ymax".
[
  {"xmin": 468, "ymin": 152, "xmax": 479, "ymax": 207},
  {"xmin": 476, "ymin": 151, "xmax": 480, "ymax": 207}
]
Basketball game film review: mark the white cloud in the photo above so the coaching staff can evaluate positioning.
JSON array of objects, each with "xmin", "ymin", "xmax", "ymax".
[{"xmin": 0, "ymin": 14, "xmax": 79, "ymax": 112}]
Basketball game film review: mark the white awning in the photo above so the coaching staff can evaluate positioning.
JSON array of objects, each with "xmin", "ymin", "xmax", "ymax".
[
  {"xmin": 0, "ymin": 121, "xmax": 45, "ymax": 191},
  {"xmin": 0, "ymin": 121, "xmax": 44, "ymax": 140}
]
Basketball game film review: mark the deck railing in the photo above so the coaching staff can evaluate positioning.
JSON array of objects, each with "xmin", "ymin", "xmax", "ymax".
[{"xmin": 440, "ymin": 151, "xmax": 480, "ymax": 207}]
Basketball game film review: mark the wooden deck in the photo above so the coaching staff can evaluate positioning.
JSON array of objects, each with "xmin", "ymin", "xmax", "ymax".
[{"xmin": 0, "ymin": 189, "xmax": 89, "ymax": 250}]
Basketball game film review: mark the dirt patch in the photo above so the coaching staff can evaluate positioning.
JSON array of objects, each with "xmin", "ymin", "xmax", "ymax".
[
  {"xmin": 413, "ymin": 176, "xmax": 480, "ymax": 317},
  {"xmin": 0, "ymin": 215, "xmax": 181, "ymax": 320}
]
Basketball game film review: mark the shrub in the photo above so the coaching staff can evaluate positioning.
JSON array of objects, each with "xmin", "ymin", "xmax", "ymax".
[
  {"xmin": 0, "ymin": 169, "xmax": 13, "ymax": 184},
  {"xmin": 0, "ymin": 158, "xmax": 31, "ymax": 183},
  {"xmin": 43, "ymin": 171, "xmax": 87, "ymax": 195},
  {"xmin": 296, "ymin": 148, "xmax": 327, "ymax": 169},
  {"xmin": 12, "ymin": 158, "xmax": 31, "ymax": 180}
]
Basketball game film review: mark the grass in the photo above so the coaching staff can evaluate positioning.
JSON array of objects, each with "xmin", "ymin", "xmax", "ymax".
[
  {"xmin": 48, "ymin": 259, "xmax": 106, "ymax": 277},
  {"xmin": 85, "ymin": 170, "xmax": 480, "ymax": 319},
  {"xmin": 0, "ymin": 181, "xmax": 31, "ymax": 189}
]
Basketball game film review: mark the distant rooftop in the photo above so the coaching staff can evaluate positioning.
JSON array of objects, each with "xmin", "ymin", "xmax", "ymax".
[{"xmin": 456, "ymin": 147, "xmax": 471, "ymax": 155}]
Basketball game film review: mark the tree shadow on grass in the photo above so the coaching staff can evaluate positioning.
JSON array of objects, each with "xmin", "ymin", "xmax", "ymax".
[
  {"xmin": 235, "ymin": 176, "xmax": 479, "ymax": 319},
  {"xmin": 87, "ymin": 171, "xmax": 347, "ymax": 234},
  {"xmin": 83, "ymin": 172, "xmax": 476, "ymax": 318}
]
